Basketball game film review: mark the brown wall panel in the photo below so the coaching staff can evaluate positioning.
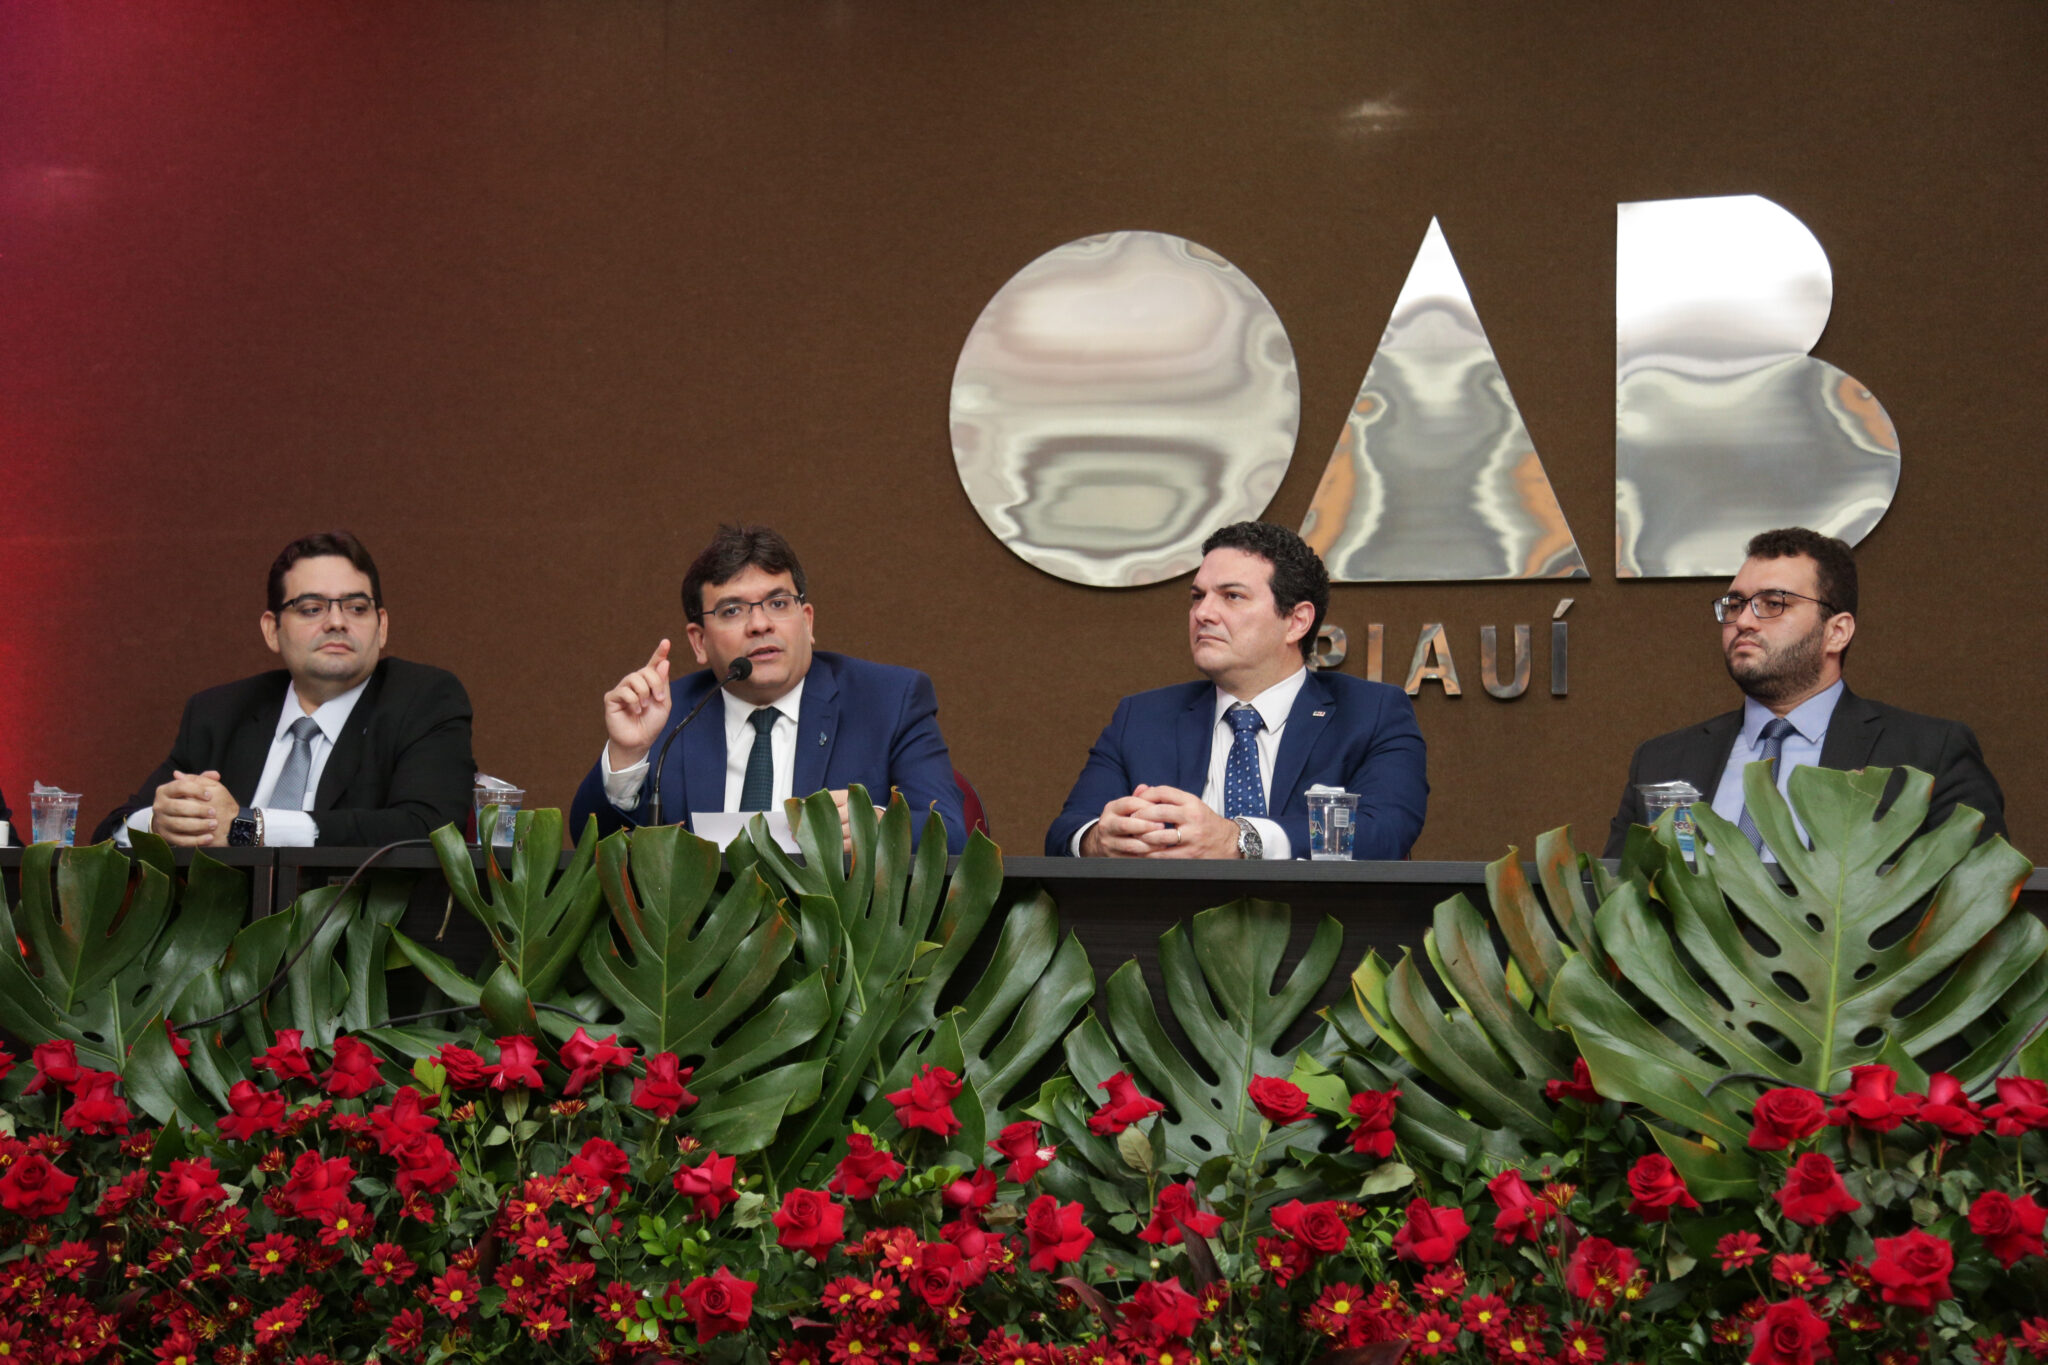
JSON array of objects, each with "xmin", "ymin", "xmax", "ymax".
[{"xmin": 2, "ymin": 2, "xmax": 2041, "ymax": 862}]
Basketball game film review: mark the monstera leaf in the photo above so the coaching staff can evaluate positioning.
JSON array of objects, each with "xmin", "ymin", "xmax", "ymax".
[
  {"xmin": 1551, "ymin": 763, "xmax": 2037, "ymax": 1196},
  {"xmin": 581, "ymin": 822, "xmax": 832, "ymax": 1156}
]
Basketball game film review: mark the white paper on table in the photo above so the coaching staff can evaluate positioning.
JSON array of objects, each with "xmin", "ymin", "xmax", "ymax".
[{"xmin": 688, "ymin": 811, "xmax": 801, "ymax": 853}]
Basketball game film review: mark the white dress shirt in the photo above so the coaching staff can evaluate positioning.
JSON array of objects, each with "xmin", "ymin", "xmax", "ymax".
[
  {"xmin": 1072, "ymin": 668, "xmax": 1306, "ymax": 859},
  {"xmin": 602, "ymin": 678, "xmax": 807, "ymax": 814},
  {"xmin": 1708, "ymin": 679, "xmax": 1843, "ymax": 861},
  {"xmin": 122, "ymin": 678, "xmax": 368, "ymax": 847}
]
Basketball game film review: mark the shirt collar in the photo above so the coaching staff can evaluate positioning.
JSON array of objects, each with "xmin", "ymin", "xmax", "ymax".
[
  {"xmin": 280, "ymin": 677, "xmax": 370, "ymax": 745},
  {"xmin": 1740, "ymin": 678, "xmax": 1844, "ymax": 749},
  {"xmin": 722, "ymin": 676, "xmax": 805, "ymax": 732},
  {"xmin": 1213, "ymin": 667, "xmax": 1309, "ymax": 732}
]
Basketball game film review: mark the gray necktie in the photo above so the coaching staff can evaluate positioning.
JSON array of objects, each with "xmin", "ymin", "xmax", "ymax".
[
  {"xmin": 269, "ymin": 716, "xmax": 323, "ymax": 811},
  {"xmin": 738, "ymin": 708, "xmax": 778, "ymax": 811},
  {"xmin": 1734, "ymin": 716, "xmax": 1798, "ymax": 852}
]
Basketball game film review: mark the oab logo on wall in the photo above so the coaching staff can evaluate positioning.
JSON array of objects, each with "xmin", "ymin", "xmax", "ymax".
[{"xmin": 948, "ymin": 196, "xmax": 1901, "ymax": 697}]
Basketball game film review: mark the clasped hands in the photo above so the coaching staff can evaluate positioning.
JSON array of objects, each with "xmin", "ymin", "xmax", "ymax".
[
  {"xmin": 150, "ymin": 770, "xmax": 240, "ymax": 846},
  {"xmin": 1080, "ymin": 783, "xmax": 1241, "ymax": 859}
]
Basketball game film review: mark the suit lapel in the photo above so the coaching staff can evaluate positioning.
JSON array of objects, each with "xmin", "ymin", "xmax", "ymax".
[
  {"xmin": 1679, "ymin": 712, "xmax": 1743, "ymax": 798},
  {"xmin": 224, "ymin": 678, "xmax": 290, "ymax": 804},
  {"xmin": 793, "ymin": 658, "xmax": 840, "ymax": 798},
  {"xmin": 1176, "ymin": 689, "xmax": 1212, "ymax": 793},
  {"xmin": 1268, "ymin": 672, "xmax": 1334, "ymax": 816},
  {"xmin": 678, "ymin": 675, "xmax": 727, "ymax": 818},
  {"xmin": 314, "ymin": 664, "xmax": 386, "ymax": 809},
  {"xmin": 1817, "ymin": 688, "xmax": 1880, "ymax": 770}
]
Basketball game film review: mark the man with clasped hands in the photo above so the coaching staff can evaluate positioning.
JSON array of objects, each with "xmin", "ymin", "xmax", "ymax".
[
  {"xmin": 92, "ymin": 531, "xmax": 475, "ymax": 847},
  {"xmin": 1045, "ymin": 521, "xmax": 1428, "ymax": 861},
  {"xmin": 569, "ymin": 524, "xmax": 967, "ymax": 852},
  {"xmin": 1604, "ymin": 526, "xmax": 2006, "ymax": 858}
]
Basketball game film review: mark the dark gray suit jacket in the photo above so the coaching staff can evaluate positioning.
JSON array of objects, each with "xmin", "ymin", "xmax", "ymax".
[{"xmin": 1603, "ymin": 688, "xmax": 2006, "ymax": 858}]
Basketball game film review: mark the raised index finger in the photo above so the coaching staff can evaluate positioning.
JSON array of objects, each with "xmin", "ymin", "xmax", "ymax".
[{"xmin": 646, "ymin": 638, "xmax": 672, "ymax": 670}]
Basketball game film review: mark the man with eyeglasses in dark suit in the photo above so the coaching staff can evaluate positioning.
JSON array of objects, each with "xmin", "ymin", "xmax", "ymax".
[
  {"xmin": 570, "ymin": 524, "xmax": 968, "ymax": 853},
  {"xmin": 1604, "ymin": 527, "xmax": 2005, "ymax": 858},
  {"xmin": 91, "ymin": 531, "xmax": 475, "ymax": 848}
]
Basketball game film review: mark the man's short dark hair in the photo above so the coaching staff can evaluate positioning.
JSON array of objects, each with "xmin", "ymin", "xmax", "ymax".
[
  {"xmin": 1745, "ymin": 527, "xmax": 1858, "ymax": 618},
  {"xmin": 1200, "ymin": 521, "xmax": 1330, "ymax": 661},
  {"xmin": 682, "ymin": 524, "xmax": 809, "ymax": 623},
  {"xmin": 268, "ymin": 531, "xmax": 382, "ymax": 613}
]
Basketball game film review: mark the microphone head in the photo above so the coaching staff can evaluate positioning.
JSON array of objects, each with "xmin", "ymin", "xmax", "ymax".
[{"xmin": 726, "ymin": 657, "xmax": 754, "ymax": 681}]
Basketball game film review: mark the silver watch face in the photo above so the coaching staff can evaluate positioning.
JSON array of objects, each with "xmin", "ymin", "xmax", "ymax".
[{"xmin": 1234, "ymin": 816, "xmax": 1262, "ymax": 860}]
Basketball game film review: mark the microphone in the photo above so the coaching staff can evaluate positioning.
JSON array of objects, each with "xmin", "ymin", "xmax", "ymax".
[{"xmin": 647, "ymin": 656, "xmax": 752, "ymax": 828}]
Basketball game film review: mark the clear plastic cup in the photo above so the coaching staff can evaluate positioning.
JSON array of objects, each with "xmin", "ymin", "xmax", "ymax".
[
  {"xmin": 30, "ymin": 786, "xmax": 82, "ymax": 846},
  {"xmin": 1305, "ymin": 787, "xmax": 1359, "ymax": 860},
  {"xmin": 472, "ymin": 776, "xmax": 524, "ymax": 846},
  {"xmin": 1636, "ymin": 780, "xmax": 1703, "ymax": 863}
]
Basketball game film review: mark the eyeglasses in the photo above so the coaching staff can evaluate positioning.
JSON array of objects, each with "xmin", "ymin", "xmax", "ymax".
[
  {"xmin": 1712, "ymin": 589, "xmax": 1835, "ymax": 623},
  {"xmin": 279, "ymin": 593, "xmax": 378, "ymax": 622},
  {"xmin": 704, "ymin": 592, "xmax": 805, "ymax": 626}
]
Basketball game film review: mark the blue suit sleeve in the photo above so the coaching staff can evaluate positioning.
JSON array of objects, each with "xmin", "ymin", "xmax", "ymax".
[
  {"xmin": 1044, "ymin": 697, "xmax": 1138, "ymax": 856},
  {"xmin": 887, "ymin": 671, "xmax": 968, "ymax": 855},
  {"xmin": 569, "ymin": 757, "xmax": 644, "ymax": 842},
  {"xmin": 1343, "ymin": 686, "xmax": 1427, "ymax": 860}
]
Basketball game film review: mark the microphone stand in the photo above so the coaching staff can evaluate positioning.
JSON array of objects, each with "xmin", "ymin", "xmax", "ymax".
[{"xmin": 646, "ymin": 657, "xmax": 752, "ymax": 827}]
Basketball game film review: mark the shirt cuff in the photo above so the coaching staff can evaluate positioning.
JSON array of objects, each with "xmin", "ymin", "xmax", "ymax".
[
  {"xmin": 1248, "ymin": 816, "xmax": 1292, "ymax": 861},
  {"xmin": 260, "ymin": 809, "xmax": 318, "ymax": 847},
  {"xmin": 116, "ymin": 807, "xmax": 153, "ymax": 847},
  {"xmin": 1070, "ymin": 819, "xmax": 1098, "ymax": 856},
  {"xmin": 601, "ymin": 744, "xmax": 649, "ymax": 811}
]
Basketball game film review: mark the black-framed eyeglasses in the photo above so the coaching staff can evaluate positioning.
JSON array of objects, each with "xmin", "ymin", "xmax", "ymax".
[
  {"xmin": 279, "ymin": 593, "xmax": 379, "ymax": 622},
  {"xmin": 1712, "ymin": 589, "xmax": 1835, "ymax": 623},
  {"xmin": 702, "ymin": 592, "xmax": 805, "ymax": 626}
]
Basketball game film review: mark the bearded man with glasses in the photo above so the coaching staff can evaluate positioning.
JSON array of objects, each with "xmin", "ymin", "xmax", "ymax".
[
  {"xmin": 93, "ymin": 531, "xmax": 475, "ymax": 847},
  {"xmin": 571, "ymin": 524, "xmax": 967, "ymax": 853},
  {"xmin": 1603, "ymin": 526, "xmax": 2004, "ymax": 858}
]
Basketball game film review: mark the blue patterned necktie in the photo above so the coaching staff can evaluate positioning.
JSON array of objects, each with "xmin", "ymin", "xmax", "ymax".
[
  {"xmin": 1735, "ymin": 716, "xmax": 1798, "ymax": 852},
  {"xmin": 1222, "ymin": 703, "xmax": 1266, "ymax": 820},
  {"xmin": 269, "ymin": 716, "xmax": 323, "ymax": 811},
  {"xmin": 738, "ymin": 708, "xmax": 779, "ymax": 811}
]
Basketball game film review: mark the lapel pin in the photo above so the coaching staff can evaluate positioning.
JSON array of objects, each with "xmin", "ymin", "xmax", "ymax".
[
  {"xmin": 1312, "ymin": 710, "xmax": 1327, "ymax": 718},
  {"xmin": 818, "ymin": 732, "xmax": 828, "ymax": 746}
]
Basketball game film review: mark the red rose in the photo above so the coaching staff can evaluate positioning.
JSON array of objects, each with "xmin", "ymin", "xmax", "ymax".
[
  {"xmin": 1625, "ymin": 1154, "xmax": 1701, "ymax": 1222},
  {"xmin": 1987, "ymin": 1078, "xmax": 2048, "ymax": 1136},
  {"xmin": 558, "ymin": 1027, "xmax": 637, "ymax": 1097},
  {"xmin": 910, "ymin": 1244, "xmax": 964, "ymax": 1307},
  {"xmin": 1545, "ymin": 1057, "xmax": 1601, "ymax": 1103},
  {"xmin": 631, "ymin": 1052, "xmax": 697, "ymax": 1118},
  {"xmin": 155, "ymin": 1158, "xmax": 228, "ymax": 1224},
  {"xmin": 1348, "ymin": 1088, "xmax": 1400, "ymax": 1157},
  {"xmin": 1748, "ymin": 1296, "xmax": 1833, "ymax": 1365},
  {"xmin": 435, "ymin": 1044, "xmax": 491, "ymax": 1090},
  {"xmin": 62, "ymin": 1070, "xmax": 133, "ymax": 1136},
  {"xmin": 1565, "ymin": 1237, "xmax": 1641, "ymax": 1307},
  {"xmin": 1869, "ymin": 1229, "xmax": 1954, "ymax": 1311},
  {"xmin": 251, "ymin": 1029, "xmax": 315, "ymax": 1084},
  {"xmin": 218, "ymin": 1081, "xmax": 289, "ymax": 1141},
  {"xmin": 1827, "ymin": 1064, "xmax": 1914, "ymax": 1132},
  {"xmin": 487, "ymin": 1035, "xmax": 545, "ymax": 1091},
  {"xmin": 1774, "ymin": 1154, "xmax": 1861, "ymax": 1227},
  {"xmin": 0, "ymin": 1153, "xmax": 76, "ymax": 1217},
  {"xmin": 24, "ymin": 1039, "xmax": 83, "ymax": 1095},
  {"xmin": 368, "ymin": 1088, "xmax": 439, "ymax": 1156},
  {"xmin": 884, "ymin": 1065, "xmax": 964, "ymax": 1137},
  {"xmin": 1121, "ymin": 1278, "xmax": 1203, "ymax": 1344},
  {"xmin": 988, "ymin": 1121, "xmax": 1056, "ymax": 1184},
  {"xmin": 1271, "ymin": 1198, "xmax": 1351, "ymax": 1254},
  {"xmin": 282, "ymin": 1151, "xmax": 359, "ymax": 1220},
  {"xmin": 1088, "ymin": 1071, "xmax": 1166, "ymax": 1135},
  {"xmin": 941, "ymin": 1165, "xmax": 998, "ymax": 1213},
  {"xmin": 1488, "ymin": 1169, "xmax": 1551, "ymax": 1244},
  {"xmin": 1748, "ymin": 1087, "xmax": 1827, "ymax": 1149},
  {"xmin": 1971, "ymin": 1191, "xmax": 2047, "ymax": 1267},
  {"xmin": 1024, "ymin": 1194, "xmax": 1093, "ymax": 1271},
  {"xmin": 563, "ymin": 1137, "xmax": 631, "ymax": 1203},
  {"xmin": 320, "ymin": 1036, "xmax": 386, "ymax": 1099},
  {"xmin": 1247, "ymin": 1076, "xmax": 1310, "ymax": 1126},
  {"xmin": 1916, "ymin": 1072, "xmax": 1985, "ymax": 1137},
  {"xmin": 393, "ymin": 1136, "xmax": 460, "ymax": 1197},
  {"xmin": 1391, "ymin": 1198, "xmax": 1469, "ymax": 1265},
  {"xmin": 162, "ymin": 1020, "xmax": 192, "ymax": 1067},
  {"xmin": 677, "ymin": 1265, "xmax": 755, "ymax": 1343},
  {"xmin": 828, "ymin": 1133, "xmax": 906, "ymax": 1199},
  {"xmin": 771, "ymin": 1188, "xmax": 846, "ymax": 1257},
  {"xmin": 673, "ymin": 1152, "xmax": 739, "ymax": 1219},
  {"xmin": 1138, "ymin": 1181, "xmax": 1224, "ymax": 1246}
]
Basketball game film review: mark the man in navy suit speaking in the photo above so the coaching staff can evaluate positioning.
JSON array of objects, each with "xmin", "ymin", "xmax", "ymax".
[
  {"xmin": 571, "ymin": 525, "xmax": 967, "ymax": 853},
  {"xmin": 1046, "ymin": 522, "xmax": 1428, "ymax": 861}
]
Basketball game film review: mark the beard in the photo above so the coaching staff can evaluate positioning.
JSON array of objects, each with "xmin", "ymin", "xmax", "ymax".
[{"xmin": 1723, "ymin": 618, "xmax": 1826, "ymax": 704}]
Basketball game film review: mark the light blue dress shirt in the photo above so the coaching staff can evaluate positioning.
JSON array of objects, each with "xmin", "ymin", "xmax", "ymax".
[{"xmin": 1708, "ymin": 679, "xmax": 1844, "ymax": 859}]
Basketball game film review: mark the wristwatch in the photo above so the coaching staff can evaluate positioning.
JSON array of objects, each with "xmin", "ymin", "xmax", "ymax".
[
  {"xmin": 228, "ymin": 806, "xmax": 264, "ymax": 847},
  {"xmin": 1231, "ymin": 815, "xmax": 1263, "ymax": 861}
]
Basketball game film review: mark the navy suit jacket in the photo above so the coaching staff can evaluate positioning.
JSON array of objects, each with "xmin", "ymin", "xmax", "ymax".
[
  {"xmin": 1044, "ymin": 670, "xmax": 1428, "ymax": 860},
  {"xmin": 90, "ymin": 658, "xmax": 475, "ymax": 847},
  {"xmin": 569, "ymin": 651, "xmax": 968, "ymax": 853},
  {"xmin": 1603, "ymin": 687, "xmax": 2007, "ymax": 857}
]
